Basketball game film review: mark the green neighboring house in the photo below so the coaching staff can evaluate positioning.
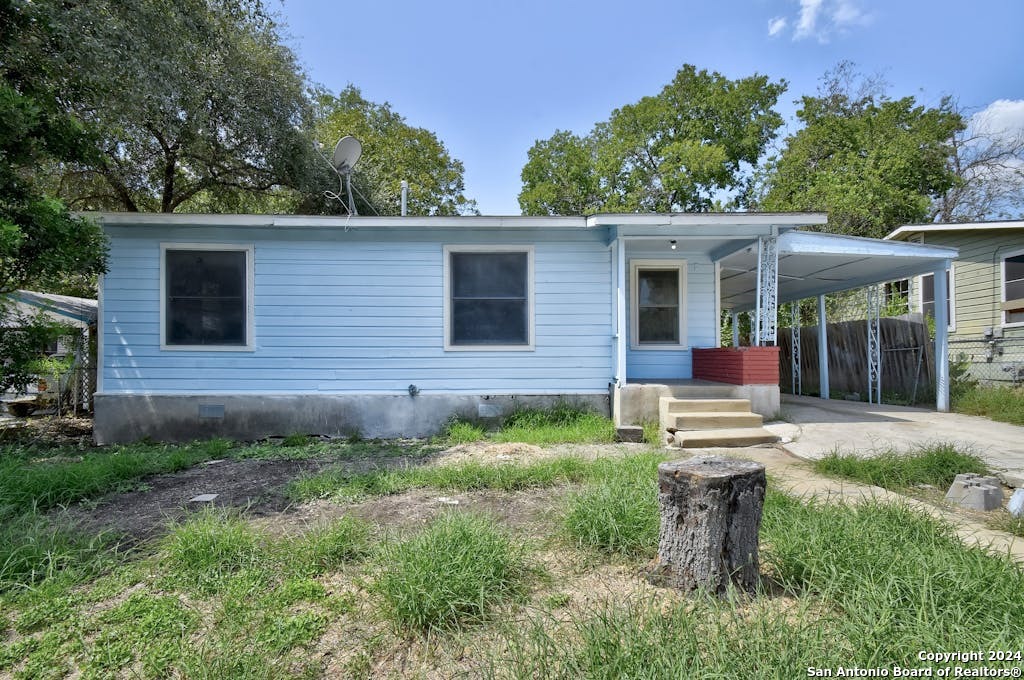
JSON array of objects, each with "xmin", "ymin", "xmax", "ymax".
[{"xmin": 885, "ymin": 220, "xmax": 1024, "ymax": 384}]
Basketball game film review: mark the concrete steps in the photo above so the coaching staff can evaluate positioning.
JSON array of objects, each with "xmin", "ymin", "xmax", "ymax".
[
  {"xmin": 660, "ymin": 397, "xmax": 779, "ymax": 448},
  {"xmin": 671, "ymin": 427, "xmax": 780, "ymax": 448}
]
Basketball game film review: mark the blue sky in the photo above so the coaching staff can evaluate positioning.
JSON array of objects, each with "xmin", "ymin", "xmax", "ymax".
[{"xmin": 281, "ymin": 0, "xmax": 1024, "ymax": 215}]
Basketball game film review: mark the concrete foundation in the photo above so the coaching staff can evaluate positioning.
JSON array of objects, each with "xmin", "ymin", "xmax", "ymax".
[
  {"xmin": 93, "ymin": 393, "xmax": 610, "ymax": 444},
  {"xmin": 615, "ymin": 381, "xmax": 780, "ymax": 426}
]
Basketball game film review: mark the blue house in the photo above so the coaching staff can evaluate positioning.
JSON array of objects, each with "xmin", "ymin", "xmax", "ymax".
[{"xmin": 93, "ymin": 213, "xmax": 958, "ymax": 443}]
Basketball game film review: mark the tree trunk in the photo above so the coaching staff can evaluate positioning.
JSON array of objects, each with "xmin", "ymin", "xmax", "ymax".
[{"xmin": 648, "ymin": 455, "xmax": 766, "ymax": 595}]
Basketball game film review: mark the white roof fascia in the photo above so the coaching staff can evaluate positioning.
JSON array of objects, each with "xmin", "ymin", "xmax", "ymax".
[
  {"xmin": 779, "ymin": 231, "xmax": 959, "ymax": 259},
  {"xmin": 885, "ymin": 220, "xmax": 1024, "ymax": 241},
  {"xmin": 90, "ymin": 213, "xmax": 590, "ymax": 229},
  {"xmin": 586, "ymin": 212, "xmax": 827, "ymax": 228}
]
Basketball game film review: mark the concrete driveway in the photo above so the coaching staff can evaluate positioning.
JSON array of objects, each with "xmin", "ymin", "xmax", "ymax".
[{"xmin": 766, "ymin": 394, "xmax": 1024, "ymax": 474}]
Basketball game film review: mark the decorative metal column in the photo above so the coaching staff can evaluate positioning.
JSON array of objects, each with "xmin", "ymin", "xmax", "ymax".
[
  {"xmin": 790, "ymin": 301, "xmax": 802, "ymax": 395},
  {"xmin": 731, "ymin": 311, "xmax": 739, "ymax": 347},
  {"xmin": 866, "ymin": 284, "xmax": 882, "ymax": 404},
  {"xmin": 754, "ymin": 235, "xmax": 778, "ymax": 345}
]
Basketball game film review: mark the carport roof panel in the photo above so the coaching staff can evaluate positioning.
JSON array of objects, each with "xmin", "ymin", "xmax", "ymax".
[{"xmin": 721, "ymin": 231, "xmax": 958, "ymax": 311}]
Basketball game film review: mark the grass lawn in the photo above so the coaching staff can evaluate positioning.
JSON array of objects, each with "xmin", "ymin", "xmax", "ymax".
[
  {"xmin": 1, "ymin": 420, "xmax": 1023, "ymax": 677},
  {"xmin": 954, "ymin": 384, "xmax": 1024, "ymax": 426}
]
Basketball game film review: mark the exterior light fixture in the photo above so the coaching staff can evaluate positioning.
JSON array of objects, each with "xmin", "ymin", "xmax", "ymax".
[{"xmin": 670, "ymin": 240, "xmax": 677, "ymax": 250}]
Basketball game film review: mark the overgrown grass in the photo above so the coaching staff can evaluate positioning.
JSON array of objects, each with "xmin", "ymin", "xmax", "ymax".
[
  {"xmin": 0, "ymin": 438, "xmax": 233, "ymax": 517},
  {"xmin": 0, "ymin": 511, "xmax": 117, "ymax": 590},
  {"xmin": 954, "ymin": 384, "xmax": 1024, "ymax": 426},
  {"xmin": 494, "ymin": 491, "xmax": 1024, "ymax": 677},
  {"xmin": 492, "ymin": 404, "xmax": 615, "ymax": 445},
  {"xmin": 813, "ymin": 442, "xmax": 989, "ymax": 489},
  {"xmin": 442, "ymin": 403, "xmax": 617, "ymax": 446},
  {"xmin": 288, "ymin": 456, "xmax": 592, "ymax": 502},
  {"xmin": 371, "ymin": 513, "xmax": 529, "ymax": 633},
  {"xmin": 563, "ymin": 454, "xmax": 663, "ymax": 557},
  {"xmin": 159, "ymin": 510, "xmax": 371, "ymax": 594}
]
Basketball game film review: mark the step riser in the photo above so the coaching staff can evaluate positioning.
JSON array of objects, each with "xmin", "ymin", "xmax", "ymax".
[
  {"xmin": 675, "ymin": 433, "xmax": 779, "ymax": 448},
  {"xmin": 673, "ymin": 414, "xmax": 764, "ymax": 429},
  {"xmin": 666, "ymin": 399, "xmax": 751, "ymax": 414}
]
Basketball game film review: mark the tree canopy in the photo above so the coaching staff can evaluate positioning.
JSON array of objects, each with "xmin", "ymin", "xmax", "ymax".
[
  {"xmin": 310, "ymin": 87, "xmax": 476, "ymax": 216},
  {"xmin": 1, "ymin": 0, "xmax": 108, "ymax": 392},
  {"xmin": 519, "ymin": 65, "xmax": 787, "ymax": 215},
  {"xmin": 756, "ymin": 64, "xmax": 964, "ymax": 238},
  {"xmin": 0, "ymin": 1, "xmax": 107, "ymax": 297},
  {"xmin": 7, "ymin": 0, "xmax": 319, "ymax": 213}
]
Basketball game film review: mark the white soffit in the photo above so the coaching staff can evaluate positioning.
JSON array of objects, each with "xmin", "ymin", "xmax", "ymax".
[{"xmin": 721, "ymin": 231, "xmax": 958, "ymax": 311}]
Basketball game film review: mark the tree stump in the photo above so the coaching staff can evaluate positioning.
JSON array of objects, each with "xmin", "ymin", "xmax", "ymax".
[{"xmin": 648, "ymin": 455, "xmax": 766, "ymax": 595}]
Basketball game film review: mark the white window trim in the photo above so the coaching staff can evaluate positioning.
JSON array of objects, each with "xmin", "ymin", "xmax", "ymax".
[
  {"xmin": 630, "ymin": 259, "xmax": 688, "ymax": 351},
  {"xmin": 918, "ymin": 266, "xmax": 956, "ymax": 332},
  {"xmin": 1001, "ymin": 246, "xmax": 1024, "ymax": 328},
  {"xmin": 159, "ymin": 242, "xmax": 255, "ymax": 352},
  {"xmin": 443, "ymin": 245, "xmax": 535, "ymax": 352}
]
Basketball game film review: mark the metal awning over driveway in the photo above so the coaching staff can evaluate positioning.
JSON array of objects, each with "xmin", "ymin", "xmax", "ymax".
[{"xmin": 719, "ymin": 231, "xmax": 958, "ymax": 312}]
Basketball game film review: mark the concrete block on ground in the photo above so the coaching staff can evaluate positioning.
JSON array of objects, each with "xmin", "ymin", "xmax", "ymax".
[
  {"xmin": 615, "ymin": 426, "xmax": 645, "ymax": 443},
  {"xmin": 189, "ymin": 493, "xmax": 218, "ymax": 503},
  {"xmin": 945, "ymin": 473, "xmax": 1004, "ymax": 511}
]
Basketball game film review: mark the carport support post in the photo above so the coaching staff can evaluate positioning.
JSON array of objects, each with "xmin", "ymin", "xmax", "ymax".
[
  {"xmin": 817, "ymin": 295, "xmax": 829, "ymax": 400},
  {"xmin": 934, "ymin": 263, "xmax": 950, "ymax": 412}
]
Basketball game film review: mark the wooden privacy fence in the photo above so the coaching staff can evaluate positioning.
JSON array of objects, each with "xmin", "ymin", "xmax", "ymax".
[{"xmin": 777, "ymin": 314, "xmax": 934, "ymax": 401}]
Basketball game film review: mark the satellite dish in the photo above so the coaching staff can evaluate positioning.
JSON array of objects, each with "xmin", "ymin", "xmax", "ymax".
[{"xmin": 331, "ymin": 136, "xmax": 362, "ymax": 174}]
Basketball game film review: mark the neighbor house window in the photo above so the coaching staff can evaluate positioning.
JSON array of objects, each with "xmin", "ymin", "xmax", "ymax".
[
  {"xmin": 631, "ymin": 260, "xmax": 687, "ymax": 349},
  {"xmin": 444, "ymin": 246, "xmax": 534, "ymax": 350},
  {"xmin": 920, "ymin": 268, "xmax": 954, "ymax": 330},
  {"xmin": 161, "ymin": 244, "xmax": 254, "ymax": 350},
  {"xmin": 1003, "ymin": 250, "xmax": 1024, "ymax": 325}
]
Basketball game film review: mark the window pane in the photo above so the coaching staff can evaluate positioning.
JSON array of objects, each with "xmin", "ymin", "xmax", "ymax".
[
  {"xmin": 1008, "ymin": 309, "xmax": 1024, "ymax": 324},
  {"xmin": 451, "ymin": 299, "xmax": 527, "ymax": 345},
  {"xmin": 638, "ymin": 270, "xmax": 678, "ymax": 306},
  {"xmin": 451, "ymin": 253, "xmax": 527, "ymax": 298},
  {"xmin": 167, "ymin": 298, "xmax": 245, "ymax": 345},
  {"xmin": 165, "ymin": 249, "xmax": 246, "ymax": 346},
  {"xmin": 167, "ymin": 251, "xmax": 244, "ymax": 298},
  {"xmin": 1006, "ymin": 279, "xmax": 1024, "ymax": 302},
  {"xmin": 1005, "ymin": 254, "xmax": 1024, "ymax": 283},
  {"xmin": 638, "ymin": 307, "xmax": 679, "ymax": 344},
  {"xmin": 920, "ymin": 273, "xmax": 934, "ymax": 303}
]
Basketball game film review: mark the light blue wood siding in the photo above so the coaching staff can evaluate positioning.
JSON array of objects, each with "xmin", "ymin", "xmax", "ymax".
[
  {"xmin": 624, "ymin": 243, "xmax": 718, "ymax": 380},
  {"xmin": 102, "ymin": 226, "xmax": 614, "ymax": 394}
]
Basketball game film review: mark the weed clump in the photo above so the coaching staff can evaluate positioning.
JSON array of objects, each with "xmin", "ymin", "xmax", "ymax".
[{"xmin": 371, "ymin": 513, "xmax": 529, "ymax": 633}]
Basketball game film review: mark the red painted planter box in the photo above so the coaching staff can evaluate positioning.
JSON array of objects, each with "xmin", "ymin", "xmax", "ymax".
[{"xmin": 692, "ymin": 346, "xmax": 780, "ymax": 386}]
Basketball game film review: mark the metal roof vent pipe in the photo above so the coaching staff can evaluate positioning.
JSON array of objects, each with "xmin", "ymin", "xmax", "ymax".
[{"xmin": 401, "ymin": 180, "xmax": 409, "ymax": 216}]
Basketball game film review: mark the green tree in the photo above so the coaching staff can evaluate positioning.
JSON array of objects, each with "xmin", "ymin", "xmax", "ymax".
[
  {"xmin": 9, "ymin": 0, "xmax": 319, "ymax": 213},
  {"xmin": 519, "ymin": 65, "xmax": 787, "ymax": 215},
  {"xmin": 1, "ymin": 0, "xmax": 107, "ymax": 393},
  {"xmin": 310, "ymin": 86, "xmax": 476, "ymax": 216},
  {"xmin": 757, "ymin": 63, "xmax": 964, "ymax": 239}
]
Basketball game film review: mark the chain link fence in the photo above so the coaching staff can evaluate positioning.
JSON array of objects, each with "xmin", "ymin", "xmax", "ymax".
[{"xmin": 949, "ymin": 336, "xmax": 1024, "ymax": 386}]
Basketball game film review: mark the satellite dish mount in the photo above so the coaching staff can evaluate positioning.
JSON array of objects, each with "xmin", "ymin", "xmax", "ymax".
[{"xmin": 328, "ymin": 136, "xmax": 362, "ymax": 216}]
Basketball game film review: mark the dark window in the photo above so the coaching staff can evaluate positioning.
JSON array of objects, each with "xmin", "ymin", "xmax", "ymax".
[
  {"xmin": 449, "ymin": 251, "xmax": 529, "ymax": 346},
  {"xmin": 920, "ymin": 271, "xmax": 951, "ymax": 324},
  {"xmin": 637, "ymin": 268, "xmax": 680, "ymax": 344},
  {"xmin": 165, "ymin": 249, "xmax": 247, "ymax": 346},
  {"xmin": 1005, "ymin": 254, "xmax": 1024, "ymax": 324}
]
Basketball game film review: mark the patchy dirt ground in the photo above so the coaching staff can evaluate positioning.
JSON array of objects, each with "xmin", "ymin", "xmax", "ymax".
[{"xmin": 58, "ymin": 441, "xmax": 647, "ymax": 544}]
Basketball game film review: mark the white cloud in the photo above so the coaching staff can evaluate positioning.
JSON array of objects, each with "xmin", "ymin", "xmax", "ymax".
[
  {"xmin": 972, "ymin": 99, "xmax": 1024, "ymax": 142},
  {"xmin": 794, "ymin": 0, "xmax": 823, "ymax": 40},
  {"xmin": 768, "ymin": 16, "xmax": 789, "ymax": 37},
  {"xmin": 776, "ymin": 0, "xmax": 873, "ymax": 42}
]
